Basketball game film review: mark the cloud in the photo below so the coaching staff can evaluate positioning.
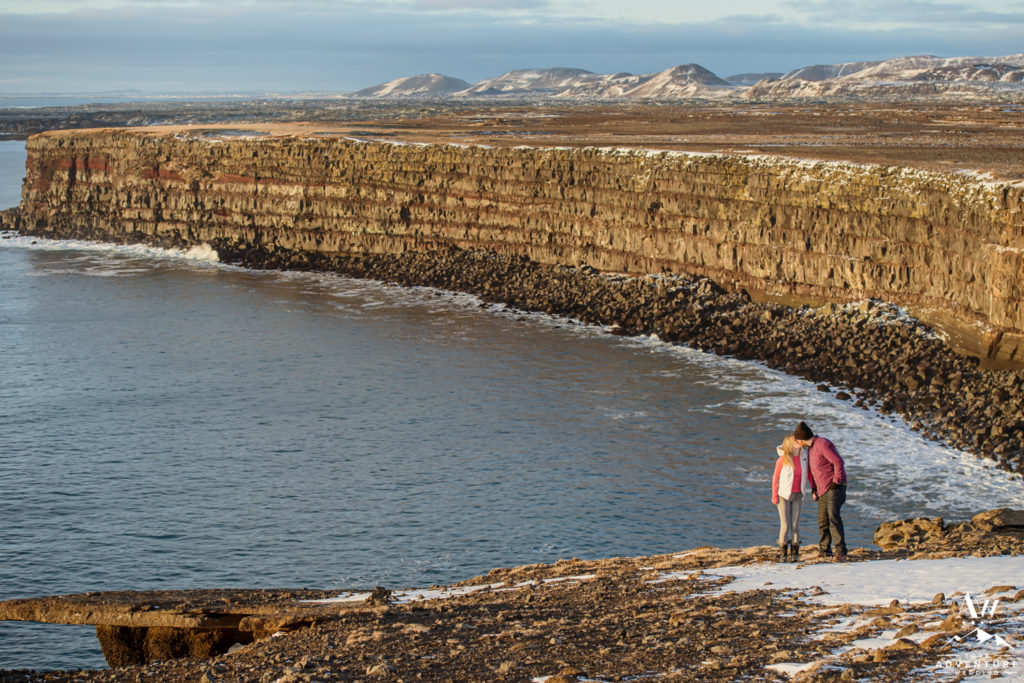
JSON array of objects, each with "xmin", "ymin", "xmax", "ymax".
[
  {"xmin": 411, "ymin": 0, "xmax": 549, "ymax": 10},
  {"xmin": 1, "ymin": 2, "xmax": 1022, "ymax": 93},
  {"xmin": 786, "ymin": 0, "xmax": 1024, "ymax": 26}
]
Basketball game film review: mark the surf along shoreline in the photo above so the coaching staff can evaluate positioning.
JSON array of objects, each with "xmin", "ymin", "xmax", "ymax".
[
  {"xmin": 4, "ymin": 211, "xmax": 1020, "ymax": 478},
  {"xmin": 2, "ymin": 124, "xmax": 1022, "ymax": 475}
]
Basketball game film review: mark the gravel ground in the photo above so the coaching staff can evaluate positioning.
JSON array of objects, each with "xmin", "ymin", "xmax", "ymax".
[{"xmin": 4, "ymin": 521, "xmax": 1022, "ymax": 683}]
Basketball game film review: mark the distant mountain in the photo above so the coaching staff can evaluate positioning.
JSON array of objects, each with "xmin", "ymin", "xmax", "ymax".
[
  {"xmin": 725, "ymin": 72, "xmax": 783, "ymax": 86},
  {"xmin": 354, "ymin": 73, "xmax": 472, "ymax": 98},
  {"xmin": 352, "ymin": 53, "xmax": 1024, "ymax": 102},
  {"xmin": 748, "ymin": 54, "xmax": 1024, "ymax": 98},
  {"xmin": 616, "ymin": 64, "xmax": 731, "ymax": 98},
  {"xmin": 456, "ymin": 68, "xmax": 596, "ymax": 96},
  {"xmin": 780, "ymin": 61, "xmax": 882, "ymax": 82},
  {"xmin": 453, "ymin": 65, "xmax": 733, "ymax": 99}
]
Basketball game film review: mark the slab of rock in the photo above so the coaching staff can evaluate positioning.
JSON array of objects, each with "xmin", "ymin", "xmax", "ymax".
[
  {"xmin": 0, "ymin": 588, "xmax": 359, "ymax": 667},
  {"xmin": 874, "ymin": 508, "xmax": 1024, "ymax": 554},
  {"xmin": 970, "ymin": 508, "xmax": 1024, "ymax": 534}
]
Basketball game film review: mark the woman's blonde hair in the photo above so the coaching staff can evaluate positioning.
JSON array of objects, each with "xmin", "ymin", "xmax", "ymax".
[{"xmin": 780, "ymin": 434, "xmax": 798, "ymax": 469}]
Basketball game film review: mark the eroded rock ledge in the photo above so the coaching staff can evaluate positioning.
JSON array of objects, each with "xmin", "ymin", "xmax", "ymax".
[{"xmin": 1, "ymin": 509, "xmax": 1022, "ymax": 682}]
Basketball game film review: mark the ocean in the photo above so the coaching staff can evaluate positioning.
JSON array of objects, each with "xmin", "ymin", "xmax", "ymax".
[{"xmin": 1, "ymin": 139, "xmax": 1022, "ymax": 671}]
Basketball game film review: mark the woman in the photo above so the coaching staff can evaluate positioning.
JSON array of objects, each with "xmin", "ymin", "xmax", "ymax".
[{"xmin": 771, "ymin": 434, "xmax": 813, "ymax": 562}]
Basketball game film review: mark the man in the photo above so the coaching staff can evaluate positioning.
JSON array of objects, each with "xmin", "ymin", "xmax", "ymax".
[{"xmin": 794, "ymin": 421, "xmax": 848, "ymax": 562}]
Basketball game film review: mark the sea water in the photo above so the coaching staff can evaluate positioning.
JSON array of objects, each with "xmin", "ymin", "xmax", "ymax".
[{"xmin": 1, "ymin": 139, "xmax": 1022, "ymax": 671}]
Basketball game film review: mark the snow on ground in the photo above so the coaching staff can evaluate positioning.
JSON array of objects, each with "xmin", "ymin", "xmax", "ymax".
[
  {"xmin": 686, "ymin": 556, "xmax": 1024, "ymax": 680},
  {"xmin": 700, "ymin": 555, "xmax": 1024, "ymax": 606},
  {"xmin": 305, "ymin": 574, "xmax": 598, "ymax": 605}
]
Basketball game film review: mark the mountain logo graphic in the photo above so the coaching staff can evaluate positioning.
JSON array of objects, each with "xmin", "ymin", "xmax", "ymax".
[{"xmin": 952, "ymin": 592, "xmax": 1014, "ymax": 649}]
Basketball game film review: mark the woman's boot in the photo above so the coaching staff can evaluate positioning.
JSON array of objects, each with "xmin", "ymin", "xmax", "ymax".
[
  {"xmin": 790, "ymin": 544, "xmax": 799, "ymax": 563},
  {"xmin": 779, "ymin": 543, "xmax": 788, "ymax": 562}
]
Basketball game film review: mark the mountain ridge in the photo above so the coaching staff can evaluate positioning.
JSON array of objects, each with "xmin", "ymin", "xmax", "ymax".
[{"xmin": 352, "ymin": 53, "xmax": 1024, "ymax": 100}]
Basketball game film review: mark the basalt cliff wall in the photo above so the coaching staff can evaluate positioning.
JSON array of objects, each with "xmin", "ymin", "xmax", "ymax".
[{"xmin": 11, "ymin": 128, "xmax": 1024, "ymax": 366}]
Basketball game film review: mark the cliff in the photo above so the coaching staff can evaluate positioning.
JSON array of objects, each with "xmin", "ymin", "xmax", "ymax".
[{"xmin": 12, "ymin": 127, "xmax": 1024, "ymax": 367}]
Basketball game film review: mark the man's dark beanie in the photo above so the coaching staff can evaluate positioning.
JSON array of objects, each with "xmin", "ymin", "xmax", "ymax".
[{"xmin": 794, "ymin": 422, "xmax": 814, "ymax": 440}]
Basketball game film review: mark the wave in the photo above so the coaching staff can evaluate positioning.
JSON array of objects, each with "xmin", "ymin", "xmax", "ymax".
[{"xmin": 3, "ymin": 231, "xmax": 1020, "ymax": 520}]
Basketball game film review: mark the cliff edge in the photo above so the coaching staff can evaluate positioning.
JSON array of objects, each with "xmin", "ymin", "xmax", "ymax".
[
  {"xmin": 4, "ymin": 126, "xmax": 1023, "ymax": 471},
  {"xmin": 12, "ymin": 127, "xmax": 1024, "ymax": 367}
]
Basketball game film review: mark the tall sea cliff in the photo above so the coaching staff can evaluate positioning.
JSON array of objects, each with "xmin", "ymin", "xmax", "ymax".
[{"xmin": 9, "ymin": 128, "xmax": 1024, "ymax": 367}]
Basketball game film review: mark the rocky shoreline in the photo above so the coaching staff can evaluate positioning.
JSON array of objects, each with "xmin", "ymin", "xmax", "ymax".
[
  {"xmin": 2, "ymin": 509, "xmax": 1023, "ymax": 682},
  {"xmin": 1, "ymin": 210, "xmax": 1021, "ymax": 474}
]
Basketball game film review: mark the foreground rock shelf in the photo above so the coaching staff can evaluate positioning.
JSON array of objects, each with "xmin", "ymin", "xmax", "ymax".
[
  {"xmin": 2, "ymin": 509, "xmax": 1022, "ymax": 681},
  {"xmin": 0, "ymin": 589, "xmax": 343, "ymax": 667}
]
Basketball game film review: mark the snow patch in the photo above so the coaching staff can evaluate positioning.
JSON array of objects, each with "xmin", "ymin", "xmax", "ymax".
[
  {"xmin": 306, "ymin": 574, "xmax": 598, "ymax": 606},
  {"xmin": 701, "ymin": 556, "xmax": 1024, "ymax": 606}
]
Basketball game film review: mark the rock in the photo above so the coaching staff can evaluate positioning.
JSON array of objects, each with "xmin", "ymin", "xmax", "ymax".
[
  {"xmin": 895, "ymin": 624, "xmax": 919, "ymax": 638},
  {"xmin": 496, "ymin": 661, "xmax": 516, "ymax": 674},
  {"xmin": 941, "ymin": 613, "xmax": 963, "ymax": 632},
  {"xmin": 873, "ymin": 517, "xmax": 945, "ymax": 551},
  {"xmin": 365, "ymin": 663, "xmax": 395, "ymax": 676},
  {"xmin": 885, "ymin": 638, "xmax": 917, "ymax": 651},
  {"xmin": 368, "ymin": 586, "xmax": 393, "ymax": 605},
  {"xmin": 970, "ymin": 509, "xmax": 1024, "ymax": 533},
  {"xmin": 16, "ymin": 128, "xmax": 1024, "ymax": 471}
]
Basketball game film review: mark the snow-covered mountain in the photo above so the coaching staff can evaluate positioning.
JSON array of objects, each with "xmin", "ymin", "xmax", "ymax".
[
  {"xmin": 454, "ymin": 65, "xmax": 733, "ymax": 99},
  {"xmin": 610, "ymin": 64, "xmax": 731, "ymax": 98},
  {"xmin": 351, "ymin": 54, "xmax": 1024, "ymax": 101},
  {"xmin": 748, "ymin": 54, "xmax": 1024, "ymax": 98},
  {"xmin": 456, "ymin": 68, "xmax": 596, "ymax": 96},
  {"xmin": 354, "ymin": 73, "xmax": 472, "ymax": 98},
  {"xmin": 780, "ymin": 61, "xmax": 883, "ymax": 82},
  {"xmin": 725, "ymin": 72, "xmax": 783, "ymax": 86}
]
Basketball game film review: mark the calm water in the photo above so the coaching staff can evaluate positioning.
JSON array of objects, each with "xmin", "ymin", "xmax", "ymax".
[{"xmin": 1, "ymin": 139, "xmax": 1023, "ymax": 671}]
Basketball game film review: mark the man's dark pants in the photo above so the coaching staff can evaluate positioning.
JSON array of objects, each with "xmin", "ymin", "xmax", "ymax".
[{"xmin": 817, "ymin": 484, "xmax": 847, "ymax": 555}]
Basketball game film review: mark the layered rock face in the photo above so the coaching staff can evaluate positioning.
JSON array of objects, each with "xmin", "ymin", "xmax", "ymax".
[{"xmin": 13, "ymin": 128, "xmax": 1024, "ymax": 367}]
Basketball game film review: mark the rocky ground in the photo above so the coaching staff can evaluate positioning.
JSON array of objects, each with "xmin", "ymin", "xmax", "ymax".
[
  {"xmin": 2, "ymin": 509, "xmax": 1022, "ymax": 683},
  {"xmin": 4, "ymin": 102, "xmax": 1024, "ymax": 179}
]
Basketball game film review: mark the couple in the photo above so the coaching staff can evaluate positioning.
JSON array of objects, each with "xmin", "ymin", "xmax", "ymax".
[{"xmin": 770, "ymin": 421, "xmax": 848, "ymax": 563}]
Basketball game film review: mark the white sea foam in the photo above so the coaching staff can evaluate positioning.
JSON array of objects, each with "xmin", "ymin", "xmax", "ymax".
[
  {"xmin": 2, "ymin": 232, "xmax": 1020, "ymax": 519},
  {"xmin": 282, "ymin": 273, "xmax": 1024, "ymax": 517},
  {"xmin": 607, "ymin": 333, "xmax": 1024, "ymax": 517},
  {"xmin": 1, "ymin": 232, "xmax": 220, "ymax": 265},
  {"xmin": 184, "ymin": 243, "xmax": 220, "ymax": 261}
]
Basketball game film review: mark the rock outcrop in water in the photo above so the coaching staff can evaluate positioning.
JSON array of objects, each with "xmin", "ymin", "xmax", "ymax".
[{"xmin": 2, "ymin": 127, "xmax": 1023, "ymax": 471}]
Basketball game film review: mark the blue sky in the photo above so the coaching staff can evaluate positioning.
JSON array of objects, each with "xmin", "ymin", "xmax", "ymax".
[{"xmin": 0, "ymin": 0, "xmax": 1021, "ymax": 94}]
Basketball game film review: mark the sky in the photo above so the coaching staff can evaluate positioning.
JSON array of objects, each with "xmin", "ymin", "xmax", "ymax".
[{"xmin": 0, "ymin": 0, "xmax": 1021, "ymax": 94}]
